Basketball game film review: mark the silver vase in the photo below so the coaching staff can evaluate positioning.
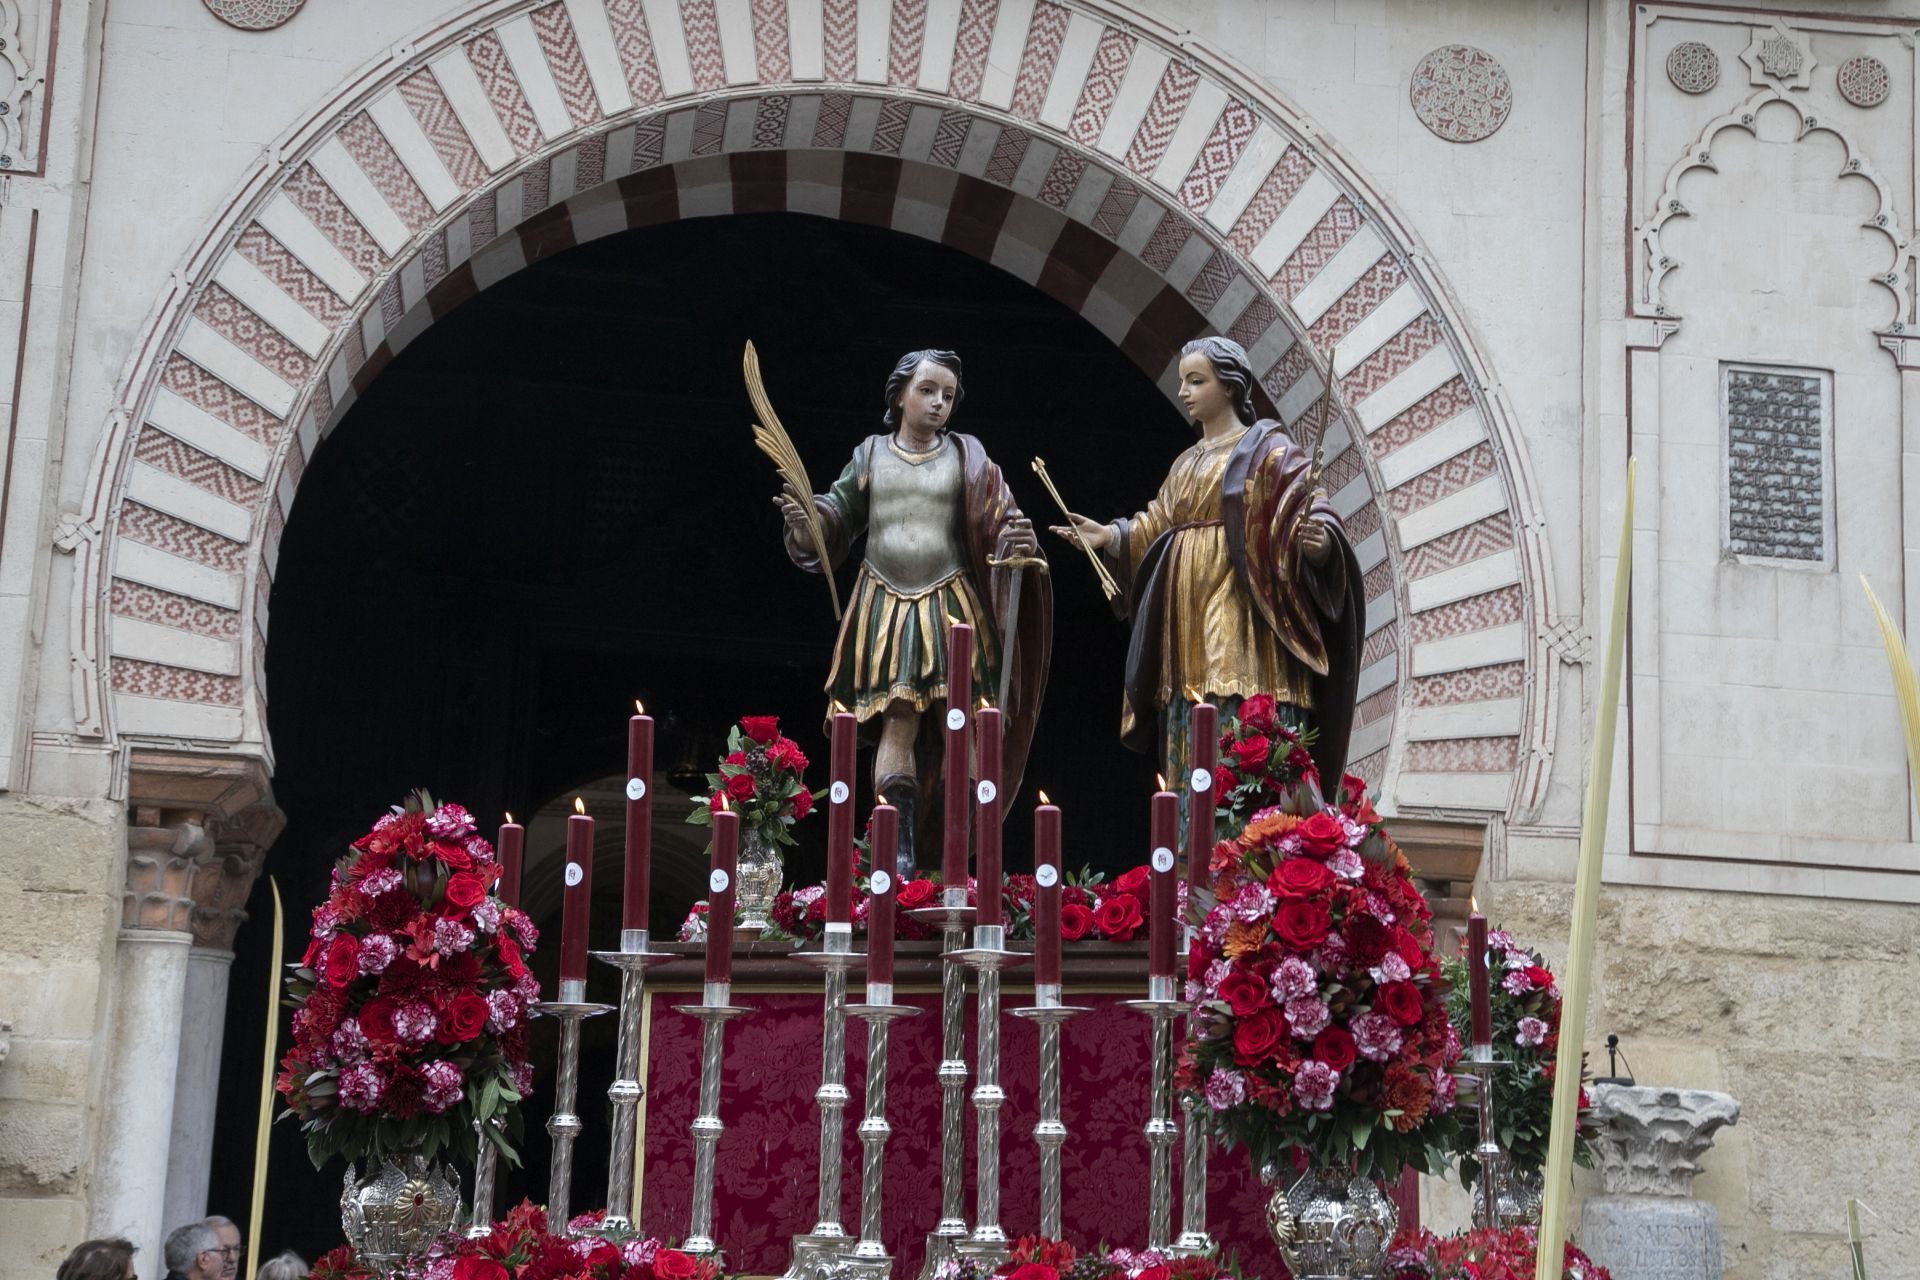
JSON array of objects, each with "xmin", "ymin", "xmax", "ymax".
[
  {"xmin": 1263, "ymin": 1164, "xmax": 1398, "ymax": 1280},
  {"xmin": 340, "ymin": 1151, "xmax": 462, "ymax": 1273},
  {"xmin": 1469, "ymin": 1161, "xmax": 1544, "ymax": 1230},
  {"xmin": 735, "ymin": 824, "xmax": 784, "ymax": 933}
]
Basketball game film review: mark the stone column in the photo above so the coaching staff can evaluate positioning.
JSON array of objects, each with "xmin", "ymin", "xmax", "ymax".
[
  {"xmin": 164, "ymin": 805, "xmax": 280, "ymax": 1232},
  {"xmin": 1579, "ymin": 1084, "xmax": 1741, "ymax": 1280}
]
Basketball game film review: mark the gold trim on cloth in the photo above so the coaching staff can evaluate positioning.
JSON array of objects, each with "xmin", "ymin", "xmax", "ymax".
[{"xmin": 826, "ymin": 565, "xmax": 999, "ymax": 720}]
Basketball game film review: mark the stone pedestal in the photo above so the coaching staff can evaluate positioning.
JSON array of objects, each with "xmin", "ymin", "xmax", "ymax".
[{"xmin": 1578, "ymin": 1085, "xmax": 1740, "ymax": 1280}]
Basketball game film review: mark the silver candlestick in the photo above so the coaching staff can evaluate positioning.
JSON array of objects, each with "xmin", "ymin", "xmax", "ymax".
[
  {"xmin": 910, "ymin": 898, "xmax": 976, "ymax": 1280},
  {"xmin": 1124, "ymin": 979, "xmax": 1185, "ymax": 1252},
  {"xmin": 1458, "ymin": 1049, "xmax": 1512, "ymax": 1230},
  {"xmin": 467, "ymin": 1117, "xmax": 504, "ymax": 1238},
  {"xmin": 779, "ymin": 927, "xmax": 866, "ymax": 1280},
  {"xmin": 842, "ymin": 993, "xmax": 921, "ymax": 1280},
  {"xmin": 1010, "ymin": 984, "xmax": 1088, "ymax": 1239},
  {"xmin": 591, "ymin": 931, "xmax": 675, "ymax": 1235},
  {"xmin": 951, "ymin": 924, "xmax": 1028, "ymax": 1266},
  {"xmin": 671, "ymin": 981, "xmax": 752, "ymax": 1262},
  {"xmin": 534, "ymin": 980, "xmax": 613, "ymax": 1231},
  {"xmin": 1170, "ymin": 936, "xmax": 1215, "ymax": 1259}
]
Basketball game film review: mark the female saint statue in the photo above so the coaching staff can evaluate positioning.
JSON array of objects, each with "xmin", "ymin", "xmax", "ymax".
[
  {"xmin": 1051, "ymin": 336, "xmax": 1364, "ymax": 788},
  {"xmin": 775, "ymin": 350, "xmax": 1051, "ymax": 874}
]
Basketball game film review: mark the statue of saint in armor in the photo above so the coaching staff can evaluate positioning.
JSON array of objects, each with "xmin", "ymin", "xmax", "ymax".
[{"xmin": 775, "ymin": 350, "xmax": 1051, "ymax": 875}]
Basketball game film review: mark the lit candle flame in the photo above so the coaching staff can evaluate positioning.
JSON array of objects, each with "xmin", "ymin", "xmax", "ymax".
[
  {"xmin": 831, "ymin": 698, "xmax": 849, "ymax": 715},
  {"xmin": 1037, "ymin": 789, "xmax": 1051, "ymax": 805},
  {"xmin": 504, "ymin": 811, "xmax": 514, "ymax": 825},
  {"xmin": 718, "ymin": 794, "xmax": 731, "ymax": 813},
  {"xmin": 574, "ymin": 797, "xmax": 586, "ymax": 815},
  {"xmin": 1471, "ymin": 894, "xmax": 1479, "ymax": 914},
  {"xmin": 635, "ymin": 699, "xmax": 646, "ymax": 714},
  {"xmin": 1157, "ymin": 773, "xmax": 1167, "ymax": 791}
]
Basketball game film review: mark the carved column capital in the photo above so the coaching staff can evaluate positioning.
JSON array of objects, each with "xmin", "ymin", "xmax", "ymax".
[
  {"xmin": 190, "ymin": 803, "xmax": 286, "ymax": 951},
  {"xmin": 1588, "ymin": 1084, "xmax": 1741, "ymax": 1197},
  {"xmin": 124, "ymin": 750, "xmax": 278, "ymax": 936}
]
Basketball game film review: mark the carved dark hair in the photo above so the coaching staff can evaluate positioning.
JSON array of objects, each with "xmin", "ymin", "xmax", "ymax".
[
  {"xmin": 1180, "ymin": 336, "xmax": 1258, "ymax": 426},
  {"xmin": 882, "ymin": 349, "xmax": 965, "ymax": 430}
]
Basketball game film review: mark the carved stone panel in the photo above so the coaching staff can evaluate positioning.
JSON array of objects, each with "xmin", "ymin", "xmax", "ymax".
[
  {"xmin": 1409, "ymin": 45, "xmax": 1513, "ymax": 144},
  {"xmin": 202, "ymin": 0, "xmax": 305, "ymax": 29},
  {"xmin": 1721, "ymin": 364, "xmax": 1831, "ymax": 567},
  {"xmin": 1667, "ymin": 42, "xmax": 1720, "ymax": 95}
]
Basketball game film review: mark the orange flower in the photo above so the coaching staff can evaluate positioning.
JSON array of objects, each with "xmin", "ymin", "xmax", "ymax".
[
  {"xmin": 1237, "ymin": 811, "xmax": 1300, "ymax": 851},
  {"xmin": 1223, "ymin": 918, "xmax": 1265, "ymax": 959}
]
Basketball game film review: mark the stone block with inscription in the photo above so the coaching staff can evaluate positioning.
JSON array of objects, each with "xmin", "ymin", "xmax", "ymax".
[{"xmin": 1579, "ymin": 1085, "xmax": 1740, "ymax": 1280}]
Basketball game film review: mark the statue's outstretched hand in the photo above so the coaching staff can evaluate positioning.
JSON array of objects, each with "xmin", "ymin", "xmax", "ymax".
[
  {"xmin": 1049, "ymin": 513, "xmax": 1111, "ymax": 551},
  {"xmin": 772, "ymin": 484, "xmax": 813, "ymax": 536}
]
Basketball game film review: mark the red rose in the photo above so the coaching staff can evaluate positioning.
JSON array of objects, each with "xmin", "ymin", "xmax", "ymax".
[
  {"xmin": 1059, "ymin": 903, "xmax": 1094, "ymax": 941},
  {"xmin": 1394, "ymin": 928, "xmax": 1426, "ymax": 972},
  {"xmin": 1269, "ymin": 857, "xmax": 1334, "ymax": 900},
  {"xmin": 1093, "ymin": 894, "xmax": 1144, "ymax": 940},
  {"xmin": 428, "ymin": 839, "xmax": 473, "ymax": 870},
  {"xmin": 454, "ymin": 1256, "xmax": 506, "ymax": 1280},
  {"xmin": 358, "ymin": 995, "xmax": 400, "ymax": 1045},
  {"xmin": 1524, "ymin": 965, "xmax": 1556, "ymax": 993},
  {"xmin": 1212, "ymin": 766, "xmax": 1235, "ymax": 806},
  {"xmin": 1313, "ymin": 1026, "xmax": 1357, "ymax": 1071},
  {"xmin": 1239, "ymin": 694, "xmax": 1278, "ymax": 735},
  {"xmin": 654, "ymin": 1251, "xmax": 699, "ymax": 1280},
  {"xmin": 726, "ymin": 772, "xmax": 757, "ymax": 801},
  {"xmin": 1188, "ymin": 936, "xmax": 1211, "ymax": 981},
  {"xmin": 1233, "ymin": 1007, "xmax": 1287, "ymax": 1066},
  {"xmin": 324, "ymin": 935, "xmax": 360, "ymax": 989},
  {"xmin": 1216, "ymin": 968, "xmax": 1270, "ymax": 1018},
  {"xmin": 739, "ymin": 716, "xmax": 780, "ymax": 745},
  {"xmin": 441, "ymin": 992, "xmax": 489, "ymax": 1042},
  {"xmin": 1378, "ymin": 980, "xmax": 1425, "ymax": 1027},
  {"xmin": 1006, "ymin": 1266, "xmax": 1057, "ymax": 1280},
  {"xmin": 790, "ymin": 788, "xmax": 814, "ymax": 819},
  {"xmin": 1272, "ymin": 900, "xmax": 1332, "ymax": 952},
  {"xmin": 1297, "ymin": 811, "xmax": 1345, "ymax": 857},
  {"xmin": 724, "ymin": 751, "xmax": 748, "ymax": 767},
  {"xmin": 1230, "ymin": 735, "xmax": 1271, "ymax": 773},
  {"xmin": 495, "ymin": 935, "xmax": 526, "ymax": 978},
  {"xmin": 1113, "ymin": 866, "xmax": 1150, "ymax": 901},
  {"xmin": 897, "ymin": 878, "xmax": 936, "ymax": 910},
  {"xmin": 708, "ymin": 792, "xmax": 726, "ymax": 813},
  {"xmin": 445, "ymin": 871, "xmax": 488, "ymax": 910}
]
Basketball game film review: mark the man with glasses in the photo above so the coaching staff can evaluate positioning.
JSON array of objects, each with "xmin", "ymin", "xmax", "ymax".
[
  {"xmin": 205, "ymin": 1216, "xmax": 245, "ymax": 1280},
  {"xmin": 161, "ymin": 1223, "xmax": 222, "ymax": 1280}
]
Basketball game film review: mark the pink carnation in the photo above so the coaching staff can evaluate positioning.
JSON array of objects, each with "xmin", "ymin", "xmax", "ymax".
[
  {"xmin": 357, "ymin": 934, "xmax": 397, "ymax": 975},
  {"xmin": 1351, "ymin": 1012, "xmax": 1403, "ymax": 1062},
  {"xmin": 330, "ymin": 1018, "xmax": 370, "ymax": 1065},
  {"xmin": 433, "ymin": 917, "xmax": 475, "ymax": 955},
  {"xmin": 1293, "ymin": 1060, "xmax": 1338, "ymax": 1110},
  {"xmin": 393, "ymin": 1001, "xmax": 437, "ymax": 1045},
  {"xmin": 1515, "ymin": 1016, "xmax": 1548, "ymax": 1047},
  {"xmin": 360, "ymin": 868, "xmax": 402, "ymax": 897},
  {"xmin": 1204, "ymin": 1067, "xmax": 1247, "ymax": 1111},
  {"xmin": 486, "ymin": 989, "xmax": 521, "ymax": 1033},
  {"xmin": 1503, "ymin": 970, "xmax": 1536, "ymax": 996},
  {"xmin": 1430, "ymin": 1068, "xmax": 1458, "ymax": 1113},
  {"xmin": 339, "ymin": 1062, "xmax": 384, "ymax": 1112},
  {"xmin": 1271, "ymin": 956, "xmax": 1317, "ymax": 1001},
  {"xmin": 1286, "ymin": 996, "xmax": 1330, "ymax": 1039},
  {"xmin": 425, "ymin": 803, "xmax": 475, "ymax": 838},
  {"xmin": 421, "ymin": 1060, "xmax": 463, "ymax": 1113}
]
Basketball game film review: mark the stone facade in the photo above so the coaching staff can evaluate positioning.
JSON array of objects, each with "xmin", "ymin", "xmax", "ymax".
[{"xmin": 0, "ymin": 1, "xmax": 1914, "ymax": 1278}]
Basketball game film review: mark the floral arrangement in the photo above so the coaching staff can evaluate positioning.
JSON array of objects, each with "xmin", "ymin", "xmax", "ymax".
[
  {"xmin": 1206, "ymin": 694, "xmax": 1326, "ymax": 839},
  {"xmin": 936, "ymin": 1235, "xmax": 1244, "ymax": 1280},
  {"xmin": 312, "ymin": 1202, "xmax": 719, "ymax": 1280},
  {"xmin": 1177, "ymin": 699, "xmax": 1463, "ymax": 1181},
  {"xmin": 1440, "ymin": 934, "xmax": 1595, "ymax": 1185},
  {"xmin": 684, "ymin": 715, "xmax": 819, "ymax": 846},
  {"xmin": 277, "ymin": 793, "xmax": 538, "ymax": 1168},
  {"xmin": 1386, "ymin": 1226, "xmax": 1612, "ymax": 1280}
]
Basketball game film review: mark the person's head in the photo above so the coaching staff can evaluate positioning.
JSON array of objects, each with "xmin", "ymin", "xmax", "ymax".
[
  {"xmin": 204, "ymin": 1217, "xmax": 242, "ymax": 1280},
  {"xmin": 254, "ymin": 1251, "xmax": 307, "ymax": 1280},
  {"xmin": 163, "ymin": 1224, "xmax": 220, "ymax": 1280},
  {"xmin": 58, "ymin": 1238, "xmax": 136, "ymax": 1280},
  {"xmin": 881, "ymin": 349, "xmax": 965, "ymax": 435},
  {"xmin": 1177, "ymin": 336, "xmax": 1258, "ymax": 428}
]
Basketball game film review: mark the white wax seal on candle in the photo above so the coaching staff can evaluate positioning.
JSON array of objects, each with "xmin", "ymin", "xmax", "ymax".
[
  {"xmin": 976, "ymin": 779, "xmax": 997, "ymax": 805},
  {"xmin": 1035, "ymin": 863, "xmax": 1059, "ymax": 888},
  {"xmin": 626, "ymin": 777, "xmax": 647, "ymax": 801},
  {"xmin": 869, "ymin": 869, "xmax": 893, "ymax": 896},
  {"xmin": 946, "ymin": 707, "xmax": 966, "ymax": 731},
  {"xmin": 709, "ymin": 868, "xmax": 731, "ymax": 894},
  {"xmin": 1152, "ymin": 846, "xmax": 1175, "ymax": 873},
  {"xmin": 564, "ymin": 862, "xmax": 584, "ymax": 887},
  {"xmin": 1191, "ymin": 766, "xmax": 1213, "ymax": 792},
  {"xmin": 830, "ymin": 780, "xmax": 850, "ymax": 805}
]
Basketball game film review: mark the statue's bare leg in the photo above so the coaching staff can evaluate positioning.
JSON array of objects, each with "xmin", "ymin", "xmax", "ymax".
[{"xmin": 875, "ymin": 700, "xmax": 921, "ymax": 879}]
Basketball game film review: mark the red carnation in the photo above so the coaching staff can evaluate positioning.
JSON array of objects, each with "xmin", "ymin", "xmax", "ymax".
[
  {"xmin": 441, "ymin": 991, "xmax": 490, "ymax": 1043},
  {"xmin": 726, "ymin": 772, "xmax": 757, "ymax": 801},
  {"xmin": 1377, "ymin": 980, "xmax": 1425, "ymax": 1027},
  {"xmin": 1297, "ymin": 811, "xmax": 1346, "ymax": 857},
  {"xmin": 324, "ymin": 935, "xmax": 360, "ymax": 989},
  {"xmin": 1112, "ymin": 866, "xmax": 1150, "ymax": 901},
  {"xmin": 897, "ymin": 878, "xmax": 936, "ymax": 910},
  {"xmin": 1271, "ymin": 900, "xmax": 1332, "ymax": 952},
  {"xmin": 791, "ymin": 788, "xmax": 813, "ymax": 819},
  {"xmin": 1094, "ymin": 893, "xmax": 1144, "ymax": 941},
  {"xmin": 1005, "ymin": 1266, "xmax": 1057, "ymax": 1280},
  {"xmin": 767, "ymin": 737, "xmax": 808, "ymax": 772},
  {"xmin": 1313, "ymin": 1025, "xmax": 1357, "ymax": 1071},
  {"xmin": 453, "ymin": 1260, "xmax": 507, "ymax": 1280},
  {"xmin": 740, "ymin": 716, "xmax": 780, "ymax": 745},
  {"xmin": 1345, "ymin": 914, "xmax": 1394, "ymax": 967},
  {"xmin": 1230, "ymin": 735, "xmax": 1271, "ymax": 773},
  {"xmin": 653, "ymin": 1252, "xmax": 698, "ymax": 1280},
  {"xmin": 724, "ymin": 751, "xmax": 748, "ymax": 767},
  {"xmin": 1233, "ymin": 1007, "xmax": 1287, "ymax": 1066},
  {"xmin": 1269, "ymin": 857, "xmax": 1334, "ymax": 900},
  {"xmin": 1216, "ymin": 968, "xmax": 1270, "ymax": 1018},
  {"xmin": 1239, "ymin": 694, "xmax": 1278, "ymax": 734},
  {"xmin": 445, "ymin": 871, "xmax": 488, "ymax": 910},
  {"xmin": 1059, "ymin": 903, "xmax": 1094, "ymax": 941}
]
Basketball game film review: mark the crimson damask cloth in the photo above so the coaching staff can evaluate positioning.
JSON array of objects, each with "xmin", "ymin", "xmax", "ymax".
[{"xmin": 637, "ymin": 990, "xmax": 1288, "ymax": 1277}]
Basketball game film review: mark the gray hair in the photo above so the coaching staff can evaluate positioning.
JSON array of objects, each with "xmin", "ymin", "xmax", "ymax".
[
  {"xmin": 164, "ymin": 1224, "xmax": 218, "ymax": 1273},
  {"xmin": 203, "ymin": 1217, "xmax": 237, "ymax": 1234},
  {"xmin": 255, "ymin": 1252, "xmax": 307, "ymax": 1280}
]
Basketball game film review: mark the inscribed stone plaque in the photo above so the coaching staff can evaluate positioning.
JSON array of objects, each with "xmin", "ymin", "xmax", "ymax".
[{"xmin": 1723, "ymin": 366, "xmax": 1828, "ymax": 564}]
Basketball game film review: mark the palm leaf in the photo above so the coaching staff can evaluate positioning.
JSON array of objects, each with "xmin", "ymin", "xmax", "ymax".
[
  {"xmin": 1862, "ymin": 575, "xmax": 1920, "ymax": 787},
  {"xmin": 744, "ymin": 340, "xmax": 842, "ymax": 619}
]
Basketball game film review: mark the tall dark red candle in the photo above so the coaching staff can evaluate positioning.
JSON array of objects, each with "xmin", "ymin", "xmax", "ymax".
[
  {"xmin": 974, "ymin": 706, "xmax": 1004, "ymax": 928},
  {"xmin": 496, "ymin": 815, "xmax": 524, "ymax": 909},
  {"xmin": 826, "ymin": 711, "xmax": 857, "ymax": 925},
  {"xmin": 623, "ymin": 704, "xmax": 654, "ymax": 934},
  {"xmin": 867, "ymin": 805, "xmax": 898, "ymax": 992},
  {"xmin": 561, "ymin": 801, "xmax": 594, "ymax": 985},
  {"xmin": 1186, "ymin": 702, "xmax": 1219, "ymax": 889},
  {"xmin": 1149, "ymin": 788, "xmax": 1178, "ymax": 979},
  {"xmin": 1468, "ymin": 910, "xmax": 1491, "ymax": 1049},
  {"xmin": 707, "ymin": 807, "xmax": 739, "ymax": 987},
  {"xmin": 942, "ymin": 622, "xmax": 973, "ymax": 893},
  {"xmin": 1033, "ymin": 797, "xmax": 1061, "ymax": 987}
]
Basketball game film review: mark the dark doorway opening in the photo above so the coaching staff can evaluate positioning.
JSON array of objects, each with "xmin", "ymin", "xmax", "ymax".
[{"xmin": 214, "ymin": 210, "xmax": 1197, "ymax": 1259}]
